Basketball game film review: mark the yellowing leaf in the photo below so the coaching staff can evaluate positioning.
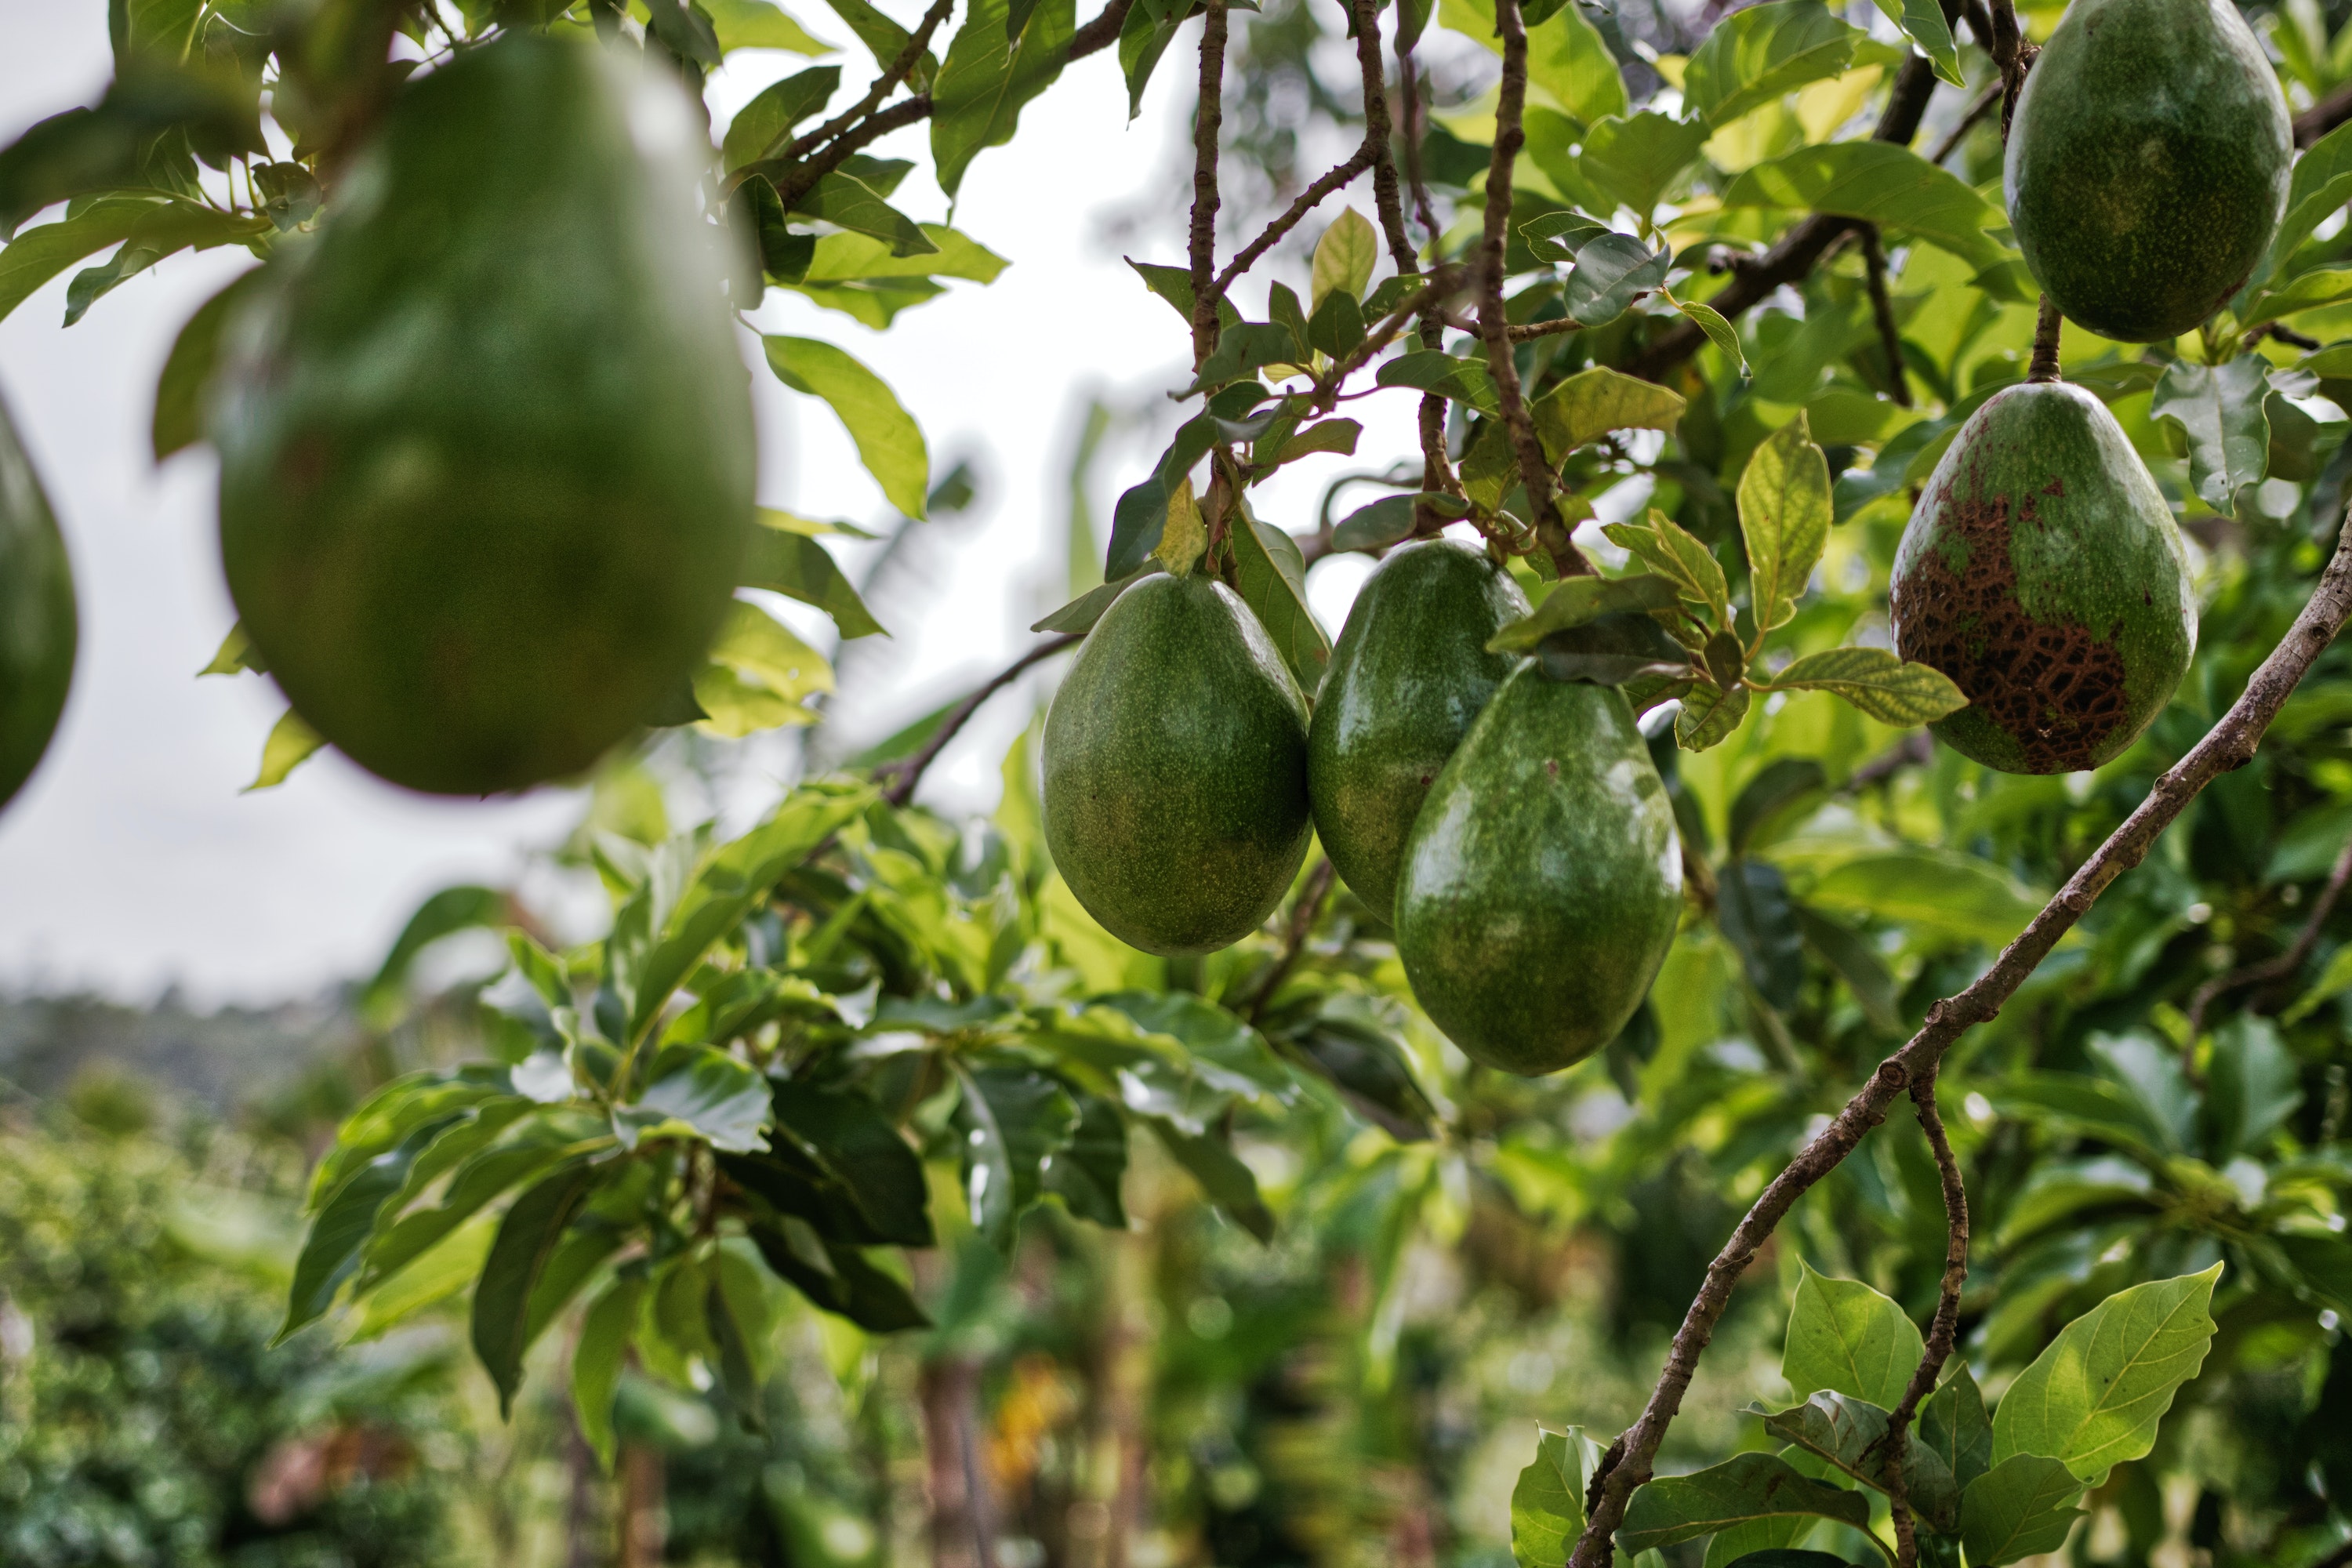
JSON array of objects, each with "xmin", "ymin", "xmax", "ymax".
[
  {"xmin": 693, "ymin": 602, "xmax": 835, "ymax": 737},
  {"xmin": 1310, "ymin": 207, "xmax": 1378, "ymax": 310},
  {"xmin": 246, "ymin": 708, "xmax": 325, "ymax": 792}
]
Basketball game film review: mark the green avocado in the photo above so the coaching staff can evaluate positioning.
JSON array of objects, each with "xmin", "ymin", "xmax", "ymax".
[
  {"xmin": 2005, "ymin": 0, "xmax": 2289, "ymax": 343},
  {"xmin": 1043, "ymin": 572, "xmax": 1312, "ymax": 956},
  {"xmin": 0, "ymin": 393, "xmax": 75, "ymax": 811},
  {"xmin": 1891, "ymin": 382, "xmax": 2194, "ymax": 774},
  {"xmin": 1308, "ymin": 539, "xmax": 1528, "ymax": 921},
  {"xmin": 1394, "ymin": 666, "xmax": 1682, "ymax": 1076},
  {"xmin": 213, "ymin": 34, "xmax": 753, "ymax": 795}
]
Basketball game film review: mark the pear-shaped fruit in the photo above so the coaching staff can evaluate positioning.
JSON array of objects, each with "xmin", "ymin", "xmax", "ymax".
[
  {"xmin": 2005, "ymin": 0, "xmax": 2289, "ymax": 343},
  {"xmin": 214, "ymin": 34, "xmax": 753, "ymax": 795},
  {"xmin": 1395, "ymin": 666, "xmax": 1681, "ymax": 1076},
  {"xmin": 1308, "ymin": 539, "xmax": 1529, "ymax": 921},
  {"xmin": 1044, "ymin": 572, "xmax": 1312, "ymax": 956},
  {"xmin": 1891, "ymin": 381, "xmax": 2194, "ymax": 774},
  {"xmin": 0, "ymin": 391, "xmax": 75, "ymax": 811}
]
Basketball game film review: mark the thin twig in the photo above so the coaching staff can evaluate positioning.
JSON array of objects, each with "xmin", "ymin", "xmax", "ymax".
[
  {"xmin": 1860, "ymin": 224, "xmax": 1910, "ymax": 408},
  {"xmin": 1213, "ymin": 151, "xmax": 1377, "ymax": 295},
  {"xmin": 1475, "ymin": 0, "xmax": 1584, "ymax": 577},
  {"xmin": 877, "ymin": 636, "xmax": 1080, "ymax": 807},
  {"xmin": 1310, "ymin": 266, "xmax": 1468, "ymax": 408},
  {"xmin": 1927, "ymin": 79, "xmax": 2002, "ymax": 165},
  {"xmin": 1399, "ymin": 53, "xmax": 1442, "ymax": 240},
  {"xmin": 2027, "ymin": 293, "xmax": 2063, "ymax": 383},
  {"xmin": 1984, "ymin": 0, "xmax": 2036, "ymax": 139},
  {"xmin": 779, "ymin": 0, "xmax": 956, "ymax": 165},
  {"xmin": 2183, "ymin": 833, "xmax": 2352, "ymax": 1050},
  {"xmin": 1629, "ymin": 56, "xmax": 1940, "ymax": 383},
  {"xmin": 1567, "ymin": 506, "xmax": 2352, "ymax": 1567},
  {"xmin": 1247, "ymin": 859, "xmax": 1337, "ymax": 1024},
  {"xmin": 1189, "ymin": 0, "xmax": 1230, "ymax": 368},
  {"xmin": 1876, "ymin": 1067, "xmax": 1969, "ymax": 1568}
]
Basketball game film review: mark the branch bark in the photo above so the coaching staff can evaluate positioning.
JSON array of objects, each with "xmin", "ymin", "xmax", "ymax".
[
  {"xmin": 877, "ymin": 635, "xmax": 1081, "ymax": 807},
  {"xmin": 1567, "ymin": 505, "xmax": 2352, "ymax": 1566},
  {"xmin": 1189, "ymin": 0, "xmax": 1230, "ymax": 368},
  {"xmin": 1859, "ymin": 224, "xmax": 1910, "ymax": 408},
  {"xmin": 1878, "ymin": 1067, "xmax": 1969, "ymax": 1567},
  {"xmin": 2027, "ymin": 292, "xmax": 2063, "ymax": 382}
]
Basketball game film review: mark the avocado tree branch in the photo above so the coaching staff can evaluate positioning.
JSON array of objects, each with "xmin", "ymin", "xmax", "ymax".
[
  {"xmin": 1928, "ymin": 78, "xmax": 2002, "ymax": 165},
  {"xmin": 877, "ymin": 634, "xmax": 1081, "ymax": 808},
  {"xmin": 1983, "ymin": 0, "xmax": 2037, "ymax": 137},
  {"xmin": 1247, "ymin": 858, "xmax": 1338, "ymax": 1024},
  {"xmin": 1569, "ymin": 506, "xmax": 2352, "ymax": 1567},
  {"xmin": 1475, "ymin": 0, "xmax": 1584, "ymax": 576},
  {"xmin": 1212, "ymin": 149, "xmax": 1377, "ymax": 296},
  {"xmin": 1189, "ymin": 0, "xmax": 1230, "ymax": 367},
  {"xmin": 2295, "ymin": 78, "xmax": 2352, "ymax": 148},
  {"xmin": 1877, "ymin": 1066, "xmax": 1969, "ymax": 1568},
  {"xmin": 1628, "ymin": 54, "xmax": 1940, "ymax": 383},
  {"xmin": 780, "ymin": 0, "xmax": 956, "ymax": 165},
  {"xmin": 1859, "ymin": 224, "xmax": 1910, "ymax": 408}
]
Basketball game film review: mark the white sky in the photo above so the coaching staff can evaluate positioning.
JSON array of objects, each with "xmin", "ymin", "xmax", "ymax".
[{"xmin": 0, "ymin": 0, "xmax": 1411, "ymax": 1003}]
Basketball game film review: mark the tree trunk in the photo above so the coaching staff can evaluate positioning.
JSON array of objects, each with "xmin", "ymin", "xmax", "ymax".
[
  {"xmin": 618, "ymin": 1443, "xmax": 665, "ymax": 1568},
  {"xmin": 922, "ymin": 1356, "xmax": 1000, "ymax": 1568}
]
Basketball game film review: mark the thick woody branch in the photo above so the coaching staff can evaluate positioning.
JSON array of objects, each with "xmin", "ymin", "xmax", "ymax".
[
  {"xmin": 1568, "ymin": 506, "xmax": 2352, "ymax": 1567},
  {"xmin": 877, "ymin": 635, "xmax": 1080, "ymax": 807},
  {"xmin": 1189, "ymin": 0, "xmax": 1230, "ymax": 368},
  {"xmin": 1628, "ymin": 54, "xmax": 1939, "ymax": 384},
  {"xmin": 1476, "ymin": 0, "xmax": 1584, "ymax": 575}
]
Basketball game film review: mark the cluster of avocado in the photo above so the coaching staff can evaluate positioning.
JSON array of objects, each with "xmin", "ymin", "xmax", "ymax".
[
  {"xmin": 1043, "ymin": 542, "xmax": 1682, "ymax": 1078},
  {"xmin": 1892, "ymin": 0, "xmax": 2283, "ymax": 774},
  {"xmin": 212, "ymin": 34, "xmax": 754, "ymax": 796}
]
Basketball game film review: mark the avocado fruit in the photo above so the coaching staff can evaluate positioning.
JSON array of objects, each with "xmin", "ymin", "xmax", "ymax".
[
  {"xmin": 2005, "ymin": 0, "xmax": 2289, "ymax": 343},
  {"xmin": 1890, "ymin": 381, "xmax": 2194, "ymax": 774},
  {"xmin": 212, "ymin": 34, "xmax": 754, "ymax": 795},
  {"xmin": 1308, "ymin": 539, "xmax": 1529, "ymax": 921},
  {"xmin": 0, "ymin": 392, "xmax": 75, "ymax": 811},
  {"xmin": 1394, "ymin": 665, "xmax": 1681, "ymax": 1076},
  {"xmin": 1043, "ymin": 572, "xmax": 1312, "ymax": 956}
]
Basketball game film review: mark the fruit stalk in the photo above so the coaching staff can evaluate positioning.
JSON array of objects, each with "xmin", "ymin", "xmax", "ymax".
[
  {"xmin": 1568, "ymin": 505, "xmax": 2352, "ymax": 1567},
  {"xmin": 1474, "ymin": 0, "xmax": 1586, "ymax": 575},
  {"xmin": 1189, "ymin": 0, "xmax": 1230, "ymax": 368},
  {"xmin": 2027, "ymin": 292, "xmax": 2063, "ymax": 383}
]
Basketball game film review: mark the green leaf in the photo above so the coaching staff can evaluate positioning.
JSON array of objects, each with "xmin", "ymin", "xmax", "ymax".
[
  {"xmin": 245, "ymin": 708, "xmax": 324, "ymax": 792},
  {"xmin": 2259, "ymin": 117, "xmax": 2352, "ymax": 287},
  {"xmin": 1754, "ymin": 1392, "xmax": 1960, "ymax": 1531},
  {"xmin": 724, "ymin": 67, "xmax": 840, "ymax": 169},
  {"xmin": 1738, "ymin": 414, "xmax": 1831, "ymax": 630},
  {"xmin": 1793, "ymin": 906, "xmax": 1900, "ymax": 1036},
  {"xmin": 799, "ymin": 223, "xmax": 1007, "ymax": 286},
  {"xmin": 364, "ymin": 885, "xmax": 506, "ymax": 1013},
  {"xmin": 1117, "ymin": 0, "xmax": 1187, "ymax": 119},
  {"xmin": 1617, "ymin": 1452, "xmax": 1874, "ymax": 1557},
  {"xmin": 1579, "ymin": 111, "xmax": 1708, "ymax": 220},
  {"xmin": 1145, "ymin": 1117, "xmax": 1276, "ymax": 1241},
  {"xmin": 2240, "ymin": 264, "xmax": 2352, "ymax": 327},
  {"xmin": 1126, "ymin": 257, "xmax": 1243, "ymax": 329},
  {"xmin": 1677, "ymin": 681, "xmax": 1750, "ymax": 750},
  {"xmin": 1603, "ymin": 508, "xmax": 1730, "ymax": 628},
  {"xmin": 1374, "ymin": 350, "xmax": 1501, "ymax": 412},
  {"xmin": 151, "ymin": 265, "xmax": 258, "ymax": 460},
  {"xmin": 1229, "ymin": 506, "xmax": 1330, "ymax": 693},
  {"xmin": 764, "ymin": 336, "xmax": 929, "ymax": 518},
  {"xmin": 1330, "ymin": 492, "xmax": 1469, "ymax": 553},
  {"xmin": 1958, "ymin": 1454, "xmax": 2084, "ymax": 1566},
  {"xmin": 1919, "ymin": 1364, "xmax": 1993, "ymax": 1491},
  {"xmin": 930, "ymin": 0, "xmax": 1074, "ymax": 199},
  {"xmin": 767, "ymin": 1077, "xmax": 935, "ymax": 1246},
  {"xmin": 1488, "ymin": 573, "xmax": 1679, "ymax": 652},
  {"xmin": 198, "ymin": 619, "xmax": 263, "ymax": 677},
  {"xmin": 1044, "ymin": 1091, "xmax": 1129, "ymax": 1226},
  {"xmin": 705, "ymin": 0, "xmax": 834, "ymax": 53},
  {"xmin": 691, "ymin": 601, "xmax": 833, "ymax": 737},
  {"xmin": 788, "ymin": 170, "xmax": 938, "ymax": 258},
  {"xmin": 1682, "ymin": 0, "xmax": 1865, "ymax": 128},
  {"xmin": 956, "ymin": 1063, "xmax": 1080, "ymax": 1252},
  {"xmin": 281, "ymin": 1117, "xmax": 454, "ymax": 1340},
  {"xmin": 746, "ymin": 1219, "xmax": 931, "ymax": 1330},
  {"xmin": 1783, "ymin": 1261, "xmax": 1924, "ymax": 1410},
  {"xmin": 1989, "ymin": 1265, "xmax": 2222, "ymax": 1485},
  {"xmin": 1723, "ymin": 142, "xmax": 2005, "ymax": 271},
  {"xmin": 358, "ymin": 1116, "xmax": 570, "ymax": 1292},
  {"xmin": 1772, "ymin": 647, "xmax": 1965, "ymax": 724},
  {"xmin": 1266, "ymin": 419, "xmax": 1362, "ymax": 467},
  {"xmin": 1565, "ymin": 234, "xmax": 1671, "ymax": 326},
  {"xmin": 1528, "ymin": 2, "xmax": 1627, "ymax": 126},
  {"xmin": 1804, "ymin": 849, "xmax": 2043, "ymax": 947},
  {"xmin": 820, "ymin": 0, "xmax": 932, "ymax": 82},
  {"xmin": 1512, "ymin": 1426, "xmax": 1598, "ymax": 1568},
  {"xmin": 1105, "ymin": 415, "xmax": 1217, "ymax": 578},
  {"xmin": 573, "ymin": 1274, "xmax": 645, "ymax": 1472},
  {"xmin": 2284, "ymin": 938, "xmax": 2352, "ymax": 1022},
  {"xmin": 1310, "ymin": 207, "xmax": 1378, "ymax": 309},
  {"xmin": 2204, "ymin": 1014, "xmax": 2304, "ymax": 1160},
  {"xmin": 1674, "ymin": 294, "xmax": 1748, "ymax": 374},
  {"xmin": 1033, "ymin": 564, "xmax": 1160, "ymax": 633},
  {"xmin": 616, "ymin": 1046, "xmax": 771, "ymax": 1152},
  {"xmin": 742, "ymin": 515, "xmax": 884, "ymax": 638},
  {"xmin": 1867, "ymin": 0, "xmax": 1962, "ymax": 85},
  {"xmin": 1, "ymin": 197, "xmax": 171, "ymax": 326},
  {"xmin": 1530, "ymin": 365, "xmax": 1687, "ymax": 461},
  {"xmin": 1189, "ymin": 322, "xmax": 1307, "ymax": 394},
  {"xmin": 2151, "ymin": 357, "xmax": 2271, "ymax": 512},
  {"xmin": 471, "ymin": 1160, "xmax": 601, "ymax": 1417},
  {"xmin": 646, "ymin": 0, "xmax": 724, "ymax": 64}
]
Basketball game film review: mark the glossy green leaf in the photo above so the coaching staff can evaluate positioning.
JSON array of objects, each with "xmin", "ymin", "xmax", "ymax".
[
  {"xmin": 1723, "ymin": 142, "xmax": 2005, "ymax": 270},
  {"xmin": 820, "ymin": 0, "xmax": 933, "ymax": 82},
  {"xmin": 1682, "ymin": 1, "xmax": 1865, "ymax": 128},
  {"xmin": 1146, "ymin": 1116, "xmax": 1275, "ymax": 1241},
  {"xmin": 2259, "ymin": 116, "xmax": 2352, "ymax": 286},
  {"xmin": 1754, "ymin": 1392, "xmax": 1959, "ymax": 1530},
  {"xmin": 956, "ymin": 1062, "xmax": 1080, "ymax": 1252},
  {"xmin": 931, "ymin": 0, "xmax": 1075, "ymax": 198},
  {"xmin": 1229, "ymin": 506, "xmax": 1330, "ymax": 693},
  {"xmin": 741, "ymin": 517, "xmax": 885, "ymax": 639},
  {"xmin": 1579, "ymin": 111, "xmax": 1708, "ymax": 219},
  {"xmin": 1565, "ymin": 234, "xmax": 1671, "ymax": 325},
  {"xmin": 768, "ymin": 1077, "xmax": 935, "ymax": 1246},
  {"xmin": 2151, "ymin": 357, "xmax": 2271, "ymax": 511},
  {"xmin": 1867, "ymin": 0, "xmax": 1962, "ymax": 85},
  {"xmin": 1958, "ymin": 1454, "xmax": 2084, "ymax": 1566},
  {"xmin": 789, "ymin": 170, "xmax": 938, "ymax": 258},
  {"xmin": 1674, "ymin": 293, "xmax": 1748, "ymax": 374},
  {"xmin": 723, "ymin": 66, "xmax": 840, "ymax": 169},
  {"xmin": 1617, "ymin": 1452, "xmax": 1872, "ymax": 1556},
  {"xmin": 1784, "ymin": 1262, "xmax": 1924, "ymax": 1410},
  {"xmin": 1374, "ymin": 350, "xmax": 1501, "ymax": 412},
  {"xmin": 1043, "ymin": 1091, "xmax": 1129, "ymax": 1226},
  {"xmin": 151, "ymin": 265, "xmax": 258, "ymax": 459},
  {"xmin": 1604, "ymin": 508, "xmax": 1730, "ymax": 628},
  {"xmin": 1772, "ymin": 647, "xmax": 1965, "ymax": 724},
  {"xmin": 1488, "ymin": 573, "xmax": 1679, "ymax": 652},
  {"xmin": 1804, "ymin": 849, "xmax": 2043, "ymax": 947},
  {"xmin": 1919, "ymin": 1364, "xmax": 1994, "ymax": 1491},
  {"xmin": 1990, "ymin": 1265, "xmax": 2222, "ymax": 1485},
  {"xmin": 764, "ymin": 336, "xmax": 929, "ymax": 518},
  {"xmin": 2205, "ymin": 1014, "xmax": 2304, "ymax": 1160},
  {"xmin": 616, "ymin": 1046, "xmax": 771, "ymax": 1152},
  {"xmin": 281, "ymin": 1116, "xmax": 455, "ymax": 1340}
]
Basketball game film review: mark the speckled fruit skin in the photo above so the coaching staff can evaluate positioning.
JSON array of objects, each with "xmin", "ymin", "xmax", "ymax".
[
  {"xmin": 1394, "ymin": 666, "xmax": 1681, "ymax": 1076},
  {"xmin": 1891, "ymin": 382, "xmax": 2194, "ymax": 775},
  {"xmin": 1043, "ymin": 572, "xmax": 1312, "ymax": 956},
  {"xmin": 1308, "ymin": 539, "xmax": 1529, "ymax": 922},
  {"xmin": 213, "ymin": 34, "xmax": 753, "ymax": 796},
  {"xmin": 2004, "ymin": 0, "xmax": 2289, "ymax": 343},
  {"xmin": 0, "ymin": 392, "xmax": 75, "ymax": 811}
]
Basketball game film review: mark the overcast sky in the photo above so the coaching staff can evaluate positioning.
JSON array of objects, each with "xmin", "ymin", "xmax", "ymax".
[{"xmin": 0, "ymin": 0, "xmax": 1421, "ymax": 1004}]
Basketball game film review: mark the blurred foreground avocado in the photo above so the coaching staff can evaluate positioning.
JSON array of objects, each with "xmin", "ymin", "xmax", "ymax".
[
  {"xmin": 1308, "ymin": 539, "xmax": 1526, "ymax": 922},
  {"xmin": 212, "ymin": 33, "xmax": 754, "ymax": 795},
  {"xmin": 1044, "ymin": 572, "xmax": 1312, "ymax": 956},
  {"xmin": 0, "ymin": 390, "xmax": 75, "ymax": 811},
  {"xmin": 1396, "ymin": 666, "xmax": 1680, "ymax": 1075}
]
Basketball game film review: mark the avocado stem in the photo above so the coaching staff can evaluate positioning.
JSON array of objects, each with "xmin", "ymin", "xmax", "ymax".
[{"xmin": 2027, "ymin": 293, "xmax": 2064, "ymax": 383}]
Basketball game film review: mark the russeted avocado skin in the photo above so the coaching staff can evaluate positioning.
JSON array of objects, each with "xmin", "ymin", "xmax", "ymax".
[
  {"xmin": 1394, "ymin": 666, "xmax": 1681, "ymax": 1076},
  {"xmin": 212, "ymin": 34, "xmax": 753, "ymax": 795},
  {"xmin": 1890, "ymin": 382, "xmax": 2194, "ymax": 775},
  {"xmin": 2005, "ymin": 0, "xmax": 2289, "ymax": 343},
  {"xmin": 0, "ymin": 394, "xmax": 75, "ymax": 811},
  {"xmin": 1043, "ymin": 572, "xmax": 1312, "ymax": 956},
  {"xmin": 1308, "ymin": 539, "xmax": 1529, "ymax": 921}
]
